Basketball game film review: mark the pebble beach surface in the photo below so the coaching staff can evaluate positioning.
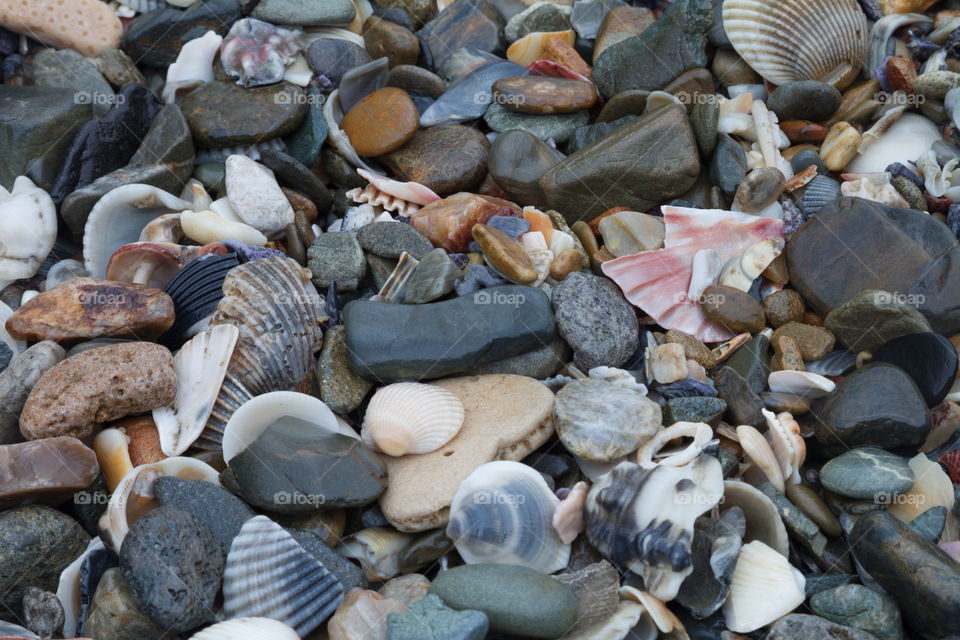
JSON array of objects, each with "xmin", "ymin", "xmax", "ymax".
[{"xmin": 1, "ymin": 0, "xmax": 960, "ymax": 639}]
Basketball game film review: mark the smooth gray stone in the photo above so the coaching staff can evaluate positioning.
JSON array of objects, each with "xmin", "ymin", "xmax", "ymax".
[
  {"xmin": 33, "ymin": 49, "xmax": 113, "ymax": 118},
  {"xmin": 420, "ymin": 60, "xmax": 527, "ymax": 127},
  {"xmin": 344, "ymin": 285, "xmax": 556, "ymax": 381}
]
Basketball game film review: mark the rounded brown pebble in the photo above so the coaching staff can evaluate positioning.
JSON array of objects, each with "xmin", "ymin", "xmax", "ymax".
[
  {"xmin": 770, "ymin": 322, "xmax": 836, "ymax": 361},
  {"xmin": 803, "ymin": 311, "xmax": 824, "ymax": 327},
  {"xmin": 701, "ymin": 284, "xmax": 766, "ymax": 334},
  {"xmin": 341, "ymin": 87, "xmax": 419, "ymax": 157},
  {"xmin": 550, "ymin": 249, "xmax": 581, "ymax": 281},
  {"xmin": 19, "ymin": 343, "xmax": 176, "ymax": 441},
  {"xmin": 761, "ymin": 391, "xmax": 811, "ymax": 414},
  {"xmin": 110, "ymin": 415, "xmax": 165, "ymax": 467},
  {"xmin": 665, "ymin": 329, "xmax": 717, "ymax": 369},
  {"xmin": 772, "ymin": 335, "xmax": 805, "ymax": 371},
  {"xmin": 762, "ymin": 253, "xmax": 790, "ymax": 285},
  {"xmin": 762, "ymin": 289, "xmax": 805, "ymax": 328},
  {"xmin": 472, "ymin": 224, "xmax": 537, "ymax": 283},
  {"xmin": 786, "ymin": 483, "xmax": 843, "ymax": 537},
  {"xmin": 492, "ymin": 76, "xmax": 597, "ymax": 114},
  {"xmin": 363, "ymin": 15, "xmax": 420, "ymax": 68}
]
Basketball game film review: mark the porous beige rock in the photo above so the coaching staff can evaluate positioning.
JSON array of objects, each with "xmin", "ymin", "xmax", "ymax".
[{"xmin": 0, "ymin": 0, "xmax": 122, "ymax": 57}]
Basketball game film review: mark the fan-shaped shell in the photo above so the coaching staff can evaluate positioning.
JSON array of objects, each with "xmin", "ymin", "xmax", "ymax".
[
  {"xmin": 585, "ymin": 456, "xmax": 724, "ymax": 602},
  {"xmin": 721, "ymin": 541, "xmax": 805, "ymax": 633},
  {"xmin": 199, "ymin": 257, "xmax": 327, "ymax": 450},
  {"xmin": 189, "ymin": 617, "xmax": 300, "ymax": 640},
  {"xmin": 361, "ymin": 382, "xmax": 465, "ymax": 456},
  {"xmin": 446, "ymin": 460, "xmax": 571, "ymax": 574},
  {"xmin": 154, "ymin": 324, "xmax": 239, "ymax": 456},
  {"xmin": 99, "ymin": 457, "xmax": 220, "ymax": 552},
  {"xmin": 737, "ymin": 424, "xmax": 786, "ymax": 492},
  {"xmin": 722, "ymin": 0, "xmax": 869, "ymax": 90},
  {"xmin": 763, "ymin": 409, "xmax": 805, "ymax": 486},
  {"xmin": 223, "ymin": 516, "xmax": 344, "ymax": 636},
  {"xmin": 801, "ymin": 175, "xmax": 841, "ymax": 216},
  {"xmin": 161, "ymin": 252, "xmax": 239, "ymax": 347}
]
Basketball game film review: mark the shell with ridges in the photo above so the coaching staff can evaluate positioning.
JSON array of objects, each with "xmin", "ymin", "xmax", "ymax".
[
  {"xmin": 337, "ymin": 527, "xmax": 417, "ymax": 582},
  {"xmin": 189, "ymin": 617, "xmax": 300, "ymax": 640},
  {"xmin": 361, "ymin": 382, "xmax": 465, "ymax": 456},
  {"xmin": 736, "ymin": 424, "xmax": 786, "ymax": 492},
  {"xmin": 446, "ymin": 460, "xmax": 571, "ymax": 574},
  {"xmin": 763, "ymin": 409, "xmax": 805, "ymax": 486},
  {"xmin": 199, "ymin": 257, "xmax": 327, "ymax": 450},
  {"xmin": 721, "ymin": 540, "xmax": 805, "ymax": 633},
  {"xmin": 99, "ymin": 457, "xmax": 220, "ymax": 553},
  {"xmin": 223, "ymin": 515, "xmax": 344, "ymax": 636},
  {"xmin": 56, "ymin": 537, "xmax": 106, "ymax": 639},
  {"xmin": 722, "ymin": 0, "xmax": 868, "ymax": 90},
  {"xmin": 154, "ymin": 324, "xmax": 239, "ymax": 457},
  {"xmin": 585, "ymin": 456, "xmax": 724, "ymax": 601}
]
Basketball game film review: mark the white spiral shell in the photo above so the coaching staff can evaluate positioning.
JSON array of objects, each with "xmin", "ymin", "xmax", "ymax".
[
  {"xmin": 361, "ymin": 382, "xmax": 465, "ymax": 456},
  {"xmin": 722, "ymin": 0, "xmax": 869, "ymax": 90}
]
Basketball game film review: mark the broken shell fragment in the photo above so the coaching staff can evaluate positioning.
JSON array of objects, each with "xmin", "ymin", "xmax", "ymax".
[{"xmin": 0, "ymin": 177, "xmax": 57, "ymax": 290}]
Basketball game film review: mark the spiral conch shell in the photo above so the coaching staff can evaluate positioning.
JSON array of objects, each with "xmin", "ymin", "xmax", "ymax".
[
  {"xmin": 361, "ymin": 383, "xmax": 465, "ymax": 456},
  {"xmin": 446, "ymin": 461, "xmax": 571, "ymax": 574},
  {"xmin": 722, "ymin": 0, "xmax": 869, "ymax": 90}
]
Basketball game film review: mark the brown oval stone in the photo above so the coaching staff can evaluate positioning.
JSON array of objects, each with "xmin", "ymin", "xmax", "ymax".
[
  {"xmin": 20, "ymin": 342, "xmax": 176, "ymax": 440},
  {"xmin": 341, "ymin": 87, "xmax": 419, "ymax": 157},
  {"xmin": 109, "ymin": 415, "xmax": 165, "ymax": 467},
  {"xmin": 763, "ymin": 289, "xmax": 806, "ymax": 328},
  {"xmin": 772, "ymin": 335, "xmax": 805, "ymax": 371},
  {"xmin": 550, "ymin": 249, "xmax": 582, "ymax": 281},
  {"xmin": 471, "ymin": 224, "xmax": 537, "ymax": 283},
  {"xmin": 770, "ymin": 321, "xmax": 836, "ymax": 361},
  {"xmin": 492, "ymin": 76, "xmax": 598, "ymax": 115},
  {"xmin": 701, "ymin": 284, "xmax": 766, "ymax": 334},
  {"xmin": 6, "ymin": 278, "xmax": 174, "ymax": 342},
  {"xmin": 363, "ymin": 15, "xmax": 420, "ymax": 68},
  {"xmin": 779, "ymin": 120, "xmax": 828, "ymax": 144}
]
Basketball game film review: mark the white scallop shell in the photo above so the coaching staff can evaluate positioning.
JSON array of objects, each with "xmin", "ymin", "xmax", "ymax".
[
  {"xmin": 722, "ymin": 0, "xmax": 868, "ymax": 90},
  {"xmin": 763, "ymin": 409, "xmax": 805, "ymax": 486},
  {"xmin": 636, "ymin": 422, "xmax": 714, "ymax": 468},
  {"xmin": 721, "ymin": 541, "xmax": 805, "ymax": 633},
  {"xmin": 223, "ymin": 516, "xmax": 344, "ymax": 636},
  {"xmin": 189, "ymin": 618, "xmax": 300, "ymax": 640},
  {"xmin": 154, "ymin": 325, "xmax": 239, "ymax": 457},
  {"xmin": 99, "ymin": 457, "xmax": 220, "ymax": 552},
  {"xmin": 361, "ymin": 382, "xmax": 465, "ymax": 456},
  {"xmin": 0, "ymin": 176, "xmax": 57, "ymax": 289},
  {"xmin": 737, "ymin": 424, "xmax": 785, "ymax": 492},
  {"xmin": 768, "ymin": 370, "xmax": 836, "ymax": 398},
  {"xmin": 446, "ymin": 460, "xmax": 571, "ymax": 574},
  {"xmin": 222, "ymin": 391, "xmax": 350, "ymax": 464},
  {"xmin": 337, "ymin": 527, "xmax": 417, "ymax": 582},
  {"xmin": 721, "ymin": 480, "xmax": 790, "ymax": 557}
]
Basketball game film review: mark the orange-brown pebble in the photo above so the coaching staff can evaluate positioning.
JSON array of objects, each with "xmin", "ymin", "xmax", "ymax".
[
  {"xmin": 886, "ymin": 56, "xmax": 918, "ymax": 93},
  {"xmin": 772, "ymin": 335, "xmax": 805, "ymax": 371},
  {"xmin": 113, "ymin": 416, "xmax": 166, "ymax": 467},
  {"xmin": 880, "ymin": 0, "xmax": 938, "ymax": 14},
  {"xmin": 762, "ymin": 253, "xmax": 790, "ymax": 285},
  {"xmin": 524, "ymin": 208, "xmax": 554, "ymax": 246},
  {"xmin": 341, "ymin": 87, "xmax": 419, "ymax": 157},
  {"xmin": 803, "ymin": 311, "xmax": 824, "ymax": 327},
  {"xmin": 550, "ymin": 249, "xmax": 582, "ymax": 280},
  {"xmin": 780, "ymin": 120, "xmax": 828, "ymax": 144},
  {"xmin": 542, "ymin": 36, "xmax": 592, "ymax": 79}
]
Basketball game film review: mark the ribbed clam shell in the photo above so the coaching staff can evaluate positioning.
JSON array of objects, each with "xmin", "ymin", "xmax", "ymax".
[
  {"xmin": 223, "ymin": 516, "xmax": 344, "ymax": 636},
  {"xmin": 805, "ymin": 349, "xmax": 856, "ymax": 376},
  {"xmin": 100, "ymin": 457, "xmax": 220, "ymax": 552},
  {"xmin": 737, "ymin": 424, "xmax": 786, "ymax": 492},
  {"xmin": 199, "ymin": 257, "xmax": 327, "ymax": 450},
  {"xmin": 446, "ymin": 461, "xmax": 570, "ymax": 574},
  {"xmin": 723, "ymin": 0, "xmax": 868, "ymax": 90},
  {"xmin": 721, "ymin": 541, "xmax": 805, "ymax": 633},
  {"xmin": 800, "ymin": 175, "xmax": 841, "ymax": 216},
  {"xmin": 585, "ymin": 456, "xmax": 724, "ymax": 601},
  {"xmin": 161, "ymin": 253, "xmax": 239, "ymax": 347},
  {"xmin": 763, "ymin": 409, "xmax": 805, "ymax": 486},
  {"xmin": 154, "ymin": 325, "xmax": 239, "ymax": 456},
  {"xmin": 189, "ymin": 618, "xmax": 300, "ymax": 640},
  {"xmin": 361, "ymin": 382, "xmax": 465, "ymax": 456}
]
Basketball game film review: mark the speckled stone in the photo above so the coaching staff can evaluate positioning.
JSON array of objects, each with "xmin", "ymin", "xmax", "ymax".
[
  {"xmin": 820, "ymin": 447, "xmax": 915, "ymax": 500},
  {"xmin": 317, "ymin": 325, "xmax": 373, "ymax": 414},
  {"xmin": 307, "ymin": 232, "xmax": 367, "ymax": 292},
  {"xmin": 770, "ymin": 322, "xmax": 835, "ymax": 361},
  {"xmin": 810, "ymin": 585, "xmax": 903, "ymax": 640},
  {"xmin": 357, "ymin": 221, "xmax": 434, "ymax": 260},
  {"xmin": 763, "ymin": 290, "xmax": 806, "ymax": 329}
]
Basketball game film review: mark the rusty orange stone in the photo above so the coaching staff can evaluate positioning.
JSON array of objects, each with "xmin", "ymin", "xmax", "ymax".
[
  {"xmin": 780, "ymin": 120, "xmax": 828, "ymax": 144},
  {"xmin": 542, "ymin": 36, "xmax": 592, "ymax": 79},
  {"xmin": 341, "ymin": 87, "xmax": 419, "ymax": 157},
  {"xmin": 109, "ymin": 415, "xmax": 166, "ymax": 467},
  {"xmin": 886, "ymin": 56, "xmax": 917, "ymax": 93}
]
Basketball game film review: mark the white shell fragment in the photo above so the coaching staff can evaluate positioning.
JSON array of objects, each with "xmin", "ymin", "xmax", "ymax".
[
  {"xmin": 337, "ymin": 527, "xmax": 417, "ymax": 582},
  {"xmin": 154, "ymin": 325, "xmax": 239, "ymax": 456},
  {"xmin": 723, "ymin": 0, "xmax": 868, "ymax": 90},
  {"xmin": 447, "ymin": 461, "xmax": 571, "ymax": 574},
  {"xmin": 737, "ymin": 424, "xmax": 786, "ymax": 492},
  {"xmin": 768, "ymin": 370, "xmax": 836, "ymax": 398},
  {"xmin": 163, "ymin": 30, "xmax": 222, "ymax": 103},
  {"xmin": 189, "ymin": 617, "xmax": 300, "ymax": 640},
  {"xmin": 721, "ymin": 480, "xmax": 790, "ymax": 557},
  {"xmin": 635, "ymin": 421, "xmax": 714, "ymax": 468},
  {"xmin": 0, "ymin": 176, "xmax": 57, "ymax": 289},
  {"xmin": 223, "ymin": 516, "xmax": 344, "ymax": 636},
  {"xmin": 763, "ymin": 409, "xmax": 805, "ymax": 486},
  {"xmin": 180, "ymin": 209, "xmax": 268, "ymax": 245},
  {"xmin": 916, "ymin": 149, "xmax": 958, "ymax": 198},
  {"xmin": 361, "ymin": 382, "xmax": 465, "ymax": 456},
  {"xmin": 552, "ymin": 480, "xmax": 589, "ymax": 544},
  {"xmin": 225, "ymin": 155, "xmax": 295, "ymax": 236},
  {"xmin": 722, "ymin": 541, "xmax": 806, "ymax": 633},
  {"xmin": 585, "ymin": 456, "xmax": 724, "ymax": 601}
]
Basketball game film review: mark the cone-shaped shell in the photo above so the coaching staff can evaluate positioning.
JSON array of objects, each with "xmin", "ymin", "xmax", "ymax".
[
  {"xmin": 361, "ymin": 382, "xmax": 465, "ymax": 456},
  {"xmin": 722, "ymin": 540, "xmax": 805, "ymax": 633},
  {"xmin": 446, "ymin": 460, "xmax": 571, "ymax": 574},
  {"xmin": 223, "ymin": 515, "xmax": 344, "ymax": 636},
  {"xmin": 722, "ymin": 0, "xmax": 869, "ymax": 90},
  {"xmin": 154, "ymin": 324, "xmax": 239, "ymax": 456},
  {"xmin": 189, "ymin": 618, "xmax": 300, "ymax": 640}
]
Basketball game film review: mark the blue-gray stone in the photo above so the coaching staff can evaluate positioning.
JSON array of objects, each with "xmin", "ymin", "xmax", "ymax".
[
  {"xmin": 820, "ymin": 447, "xmax": 915, "ymax": 500},
  {"xmin": 810, "ymin": 585, "xmax": 903, "ymax": 640},
  {"xmin": 284, "ymin": 87, "xmax": 328, "ymax": 168},
  {"xmin": 421, "ymin": 60, "xmax": 528, "ymax": 126},
  {"xmin": 908, "ymin": 506, "xmax": 947, "ymax": 542},
  {"xmin": 387, "ymin": 594, "xmax": 488, "ymax": 640},
  {"xmin": 484, "ymin": 102, "xmax": 588, "ymax": 144},
  {"xmin": 453, "ymin": 264, "xmax": 507, "ymax": 296}
]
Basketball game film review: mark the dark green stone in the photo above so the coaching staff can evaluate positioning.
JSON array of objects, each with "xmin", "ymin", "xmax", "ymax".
[
  {"xmin": 759, "ymin": 482, "xmax": 827, "ymax": 560},
  {"xmin": 810, "ymin": 584, "xmax": 903, "ymax": 640},
  {"xmin": 908, "ymin": 506, "xmax": 947, "ymax": 543},
  {"xmin": 387, "ymin": 594, "xmax": 488, "ymax": 640},
  {"xmin": 820, "ymin": 447, "xmax": 915, "ymax": 500},
  {"xmin": 724, "ymin": 333, "xmax": 771, "ymax": 394},
  {"xmin": 667, "ymin": 396, "xmax": 726, "ymax": 425},
  {"xmin": 284, "ymin": 87, "xmax": 329, "ymax": 168},
  {"xmin": 181, "ymin": 81, "xmax": 307, "ymax": 147}
]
